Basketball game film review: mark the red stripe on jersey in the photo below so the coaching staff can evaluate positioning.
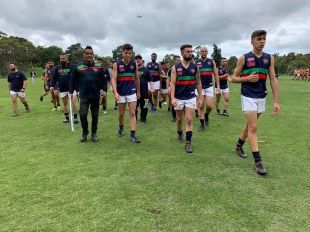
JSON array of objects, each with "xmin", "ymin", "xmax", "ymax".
[
  {"xmin": 117, "ymin": 77, "xmax": 135, "ymax": 81},
  {"xmin": 200, "ymin": 71, "xmax": 213, "ymax": 76},
  {"xmin": 176, "ymin": 80, "xmax": 196, "ymax": 85},
  {"xmin": 241, "ymin": 73, "xmax": 267, "ymax": 80}
]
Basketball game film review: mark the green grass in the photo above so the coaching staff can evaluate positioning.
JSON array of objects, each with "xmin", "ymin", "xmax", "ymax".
[{"xmin": 0, "ymin": 76, "xmax": 309, "ymax": 231}]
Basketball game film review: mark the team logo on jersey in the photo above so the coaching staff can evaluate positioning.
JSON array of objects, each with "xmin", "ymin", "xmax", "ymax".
[
  {"xmin": 219, "ymin": 70, "xmax": 223, "ymax": 74},
  {"xmin": 247, "ymin": 57, "xmax": 255, "ymax": 61},
  {"xmin": 155, "ymin": 66, "xmax": 158, "ymax": 69},
  {"xmin": 263, "ymin": 59, "xmax": 269, "ymax": 64},
  {"xmin": 247, "ymin": 61, "xmax": 255, "ymax": 67},
  {"xmin": 130, "ymin": 65, "xmax": 134, "ymax": 70},
  {"xmin": 191, "ymin": 69, "xmax": 196, "ymax": 74},
  {"xmin": 177, "ymin": 68, "xmax": 183, "ymax": 76},
  {"xmin": 208, "ymin": 61, "xmax": 211, "ymax": 65},
  {"xmin": 148, "ymin": 65, "xmax": 151, "ymax": 68}
]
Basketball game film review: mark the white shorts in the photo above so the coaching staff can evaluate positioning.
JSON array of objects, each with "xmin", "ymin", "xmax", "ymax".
[
  {"xmin": 10, "ymin": 90, "xmax": 25, "ymax": 97},
  {"xmin": 195, "ymin": 86, "xmax": 214, "ymax": 97},
  {"xmin": 241, "ymin": 95, "xmax": 266, "ymax": 113},
  {"xmin": 219, "ymin": 88, "xmax": 229, "ymax": 94},
  {"xmin": 175, "ymin": 97, "xmax": 196, "ymax": 110},
  {"xmin": 60, "ymin": 91, "xmax": 69, "ymax": 98},
  {"xmin": 161, "ymin": 89, "xmax": 167, "ymax": 94},
  {"xmin": 73, "ymin": 90, "xmax": 79, "ymax": 96},
  {"xmin": 153, "ymin": 81, "xmax": 160, "ymax": 90},
  {"xmin": 118, "ymin": 94, "xmax": 137, "ymax": 104}
]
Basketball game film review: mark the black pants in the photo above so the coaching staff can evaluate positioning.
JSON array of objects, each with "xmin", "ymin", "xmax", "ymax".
[
  {"xmin": 136, "ymin": 96, "xmax": 148, "ymax": 121},
  {"xmin": 80, "ymin": 97, "xmax": 99, "ymax": 134}
]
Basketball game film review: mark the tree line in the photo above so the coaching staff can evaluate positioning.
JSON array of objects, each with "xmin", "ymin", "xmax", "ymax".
[{"xmin": 0, "ymin": 31, "xmax": 308, "ymax": 76}]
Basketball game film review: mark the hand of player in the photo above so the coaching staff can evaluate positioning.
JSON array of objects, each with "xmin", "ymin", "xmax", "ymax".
[
  {"xmin": 114, "ymin": 92, "xmax": 120, "ymax": 101},
  {"xmin": 150, "ymin": 87, "xmax": 154, "ymax": 93},
  {"xmin": 247, "ymin": 72, "xmax": 259, "ymax": 82},
  {"xmin": 216, "ymin": 87, "xmax": 220, "ymax": 95},
  {"xmin": 50, "ymin": 87, "xmax": 54, "ymax": 92},
  {"xmin": 20, "ymin": 88, "xmax": 25, "ymax": 93},
  {"xmin": 171, "ymin": 98, "xmax": 177, "ymax": 107},
  {"xmin": 136, "ymin": 92, "xmax": 141, "ymax": 99},
  {"xmin": 273, "ymin": 102, "xmax": 280, "ymax": 115}
]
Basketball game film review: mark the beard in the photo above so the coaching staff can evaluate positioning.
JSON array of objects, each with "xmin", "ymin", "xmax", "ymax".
[
  {"xmin": 11, "ymin": 68, "xmax": 16, "ymax": 72},
  {"xmin": 183, "ymin": 57, "xmax": 192, "ymax": 61}
]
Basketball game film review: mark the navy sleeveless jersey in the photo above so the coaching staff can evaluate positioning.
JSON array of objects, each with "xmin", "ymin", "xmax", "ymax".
[
  {"xmin": 175, "ymin": 62, "xmax": 198, "ymax": 100},
  {"xmin": 138, "ymin": 66, "xmax": 152, "ymax": 97},
  {"xmin": 241, "ymin": 52, "xmax": 271, "ymax": 98},
  {"xmin": 218, "ymin": 66, "xmax": 229, "ymax": 89},
  {"xmin": 147, "ymin": 62, "xmax": 160, "ymax": 82},
  {"xmin": 117, "ymin": 60, "xmax": 137, "ymax": 96},
  {"xmin": 195, "ymin": 58, "xmax": 214, "ymax": 88}
]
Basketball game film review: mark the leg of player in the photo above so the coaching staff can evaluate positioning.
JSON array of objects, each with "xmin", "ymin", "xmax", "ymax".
[
  {"xmin": 79, "ymin": 98, "xmax": 90, "ymax": 142},
  {"xmin": 55, "ymin": 91, "xmax": 61, "ymax": 111},
  {"xmin": 198, "ymin": 96, "xmax": 206, "ymax": 131},
  {"xmin": 51, "ymin": 90, "xmax": 57, "ymax": 111},
  {"xmin": 235, "ymin": 122, "xmax": 248, "ymax": 158},
  {"xmin": 176, "ymin": 109, "xmax": 184, "ymax": 143},
  {"xmin": 62, "ymin": 94, "xmax": 70, "ymax": 123},
  {"xmin": 184, "ymin": 107, "xmax": 194, "ymax": 153},
  {"xmin": 19, "ymin": 94, "xmax": 30, "ymax": 113},
  {"xmin": 118, "ymin": 103, "xmax": 126, "ymax": 137},
  {"xmin": 90, "ymin": 97, "xmax": 99, "ymax": 142},
  {"xmin": 141, "ymin": 97, "xmax": 148, "ymax": 123},
  {"xmin": 215, "ymin": 91, "xmax": 221, "ymax": 115},
  {"xmin": 72, "ymin": 93, "xmax": 79, "ymax": 124},
  {"xmin": 245, "ymin": 112, "xmax": 267, "ymax": 175},
  {"xmin": 11, "ymin": 93, "xmax": 18, "ymax": 116},
  {"xmin": 205, "ymin": 95, "xmax": 213, "ymax": 126},
  {"xmin": 128, "ymin": 101, "xmax": 140, "ymax": 143},
  {"xmin": 222, "ymin": 91, "xmax": 229, "ymax": 116}
]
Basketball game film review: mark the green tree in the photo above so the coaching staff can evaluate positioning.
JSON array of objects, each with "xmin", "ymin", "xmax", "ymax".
[
  {"xmin": 211, "ymin": 44, "xmax": 222, "ymax": 67},
  {"xmin": 162, "ymin": 54, "xmax": 175, "ymax": 66},
  {"xmin": 227, "ymin": 56, "xmax": 238, "ymax": 74},
  {"xmin": 112, "ymin": 45, "xmax": 123, "ymax": 61},
  {"xmin": 66, "ymin": 43, "xmax": 84, "ymax": 64}
]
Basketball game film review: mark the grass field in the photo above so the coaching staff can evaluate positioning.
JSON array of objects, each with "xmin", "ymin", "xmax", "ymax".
[{"xmin": 0, "ymin": 75, "xmax": 309, "ymax": 231}]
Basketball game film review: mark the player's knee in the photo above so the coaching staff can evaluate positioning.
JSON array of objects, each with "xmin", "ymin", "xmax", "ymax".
[{"xmin": 248, "ymin": 125, "xmax": 257, "ymax": 134}]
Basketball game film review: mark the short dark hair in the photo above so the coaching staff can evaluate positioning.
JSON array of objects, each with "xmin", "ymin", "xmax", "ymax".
[
  {"xmin": 122, "ymin": 43, "xmax": 133, "ymax": 51},
  {"xmin": 221, "ymin": 57, "xmax": 227, "ymax": 60},
  {"xmin": 180, "ymin": 44, "xmax": 192, "ymax": 51},
  {"xmin": 135, "ymin": 54, "xmax": 142, "ymax": 60},
  {"xmin": 151, "ymin": 53, "xmax": 157, "ymax": 56},
  {"xmin": 9, "ymin": 62, "xmax": 17, "ymax": 65},
  {"xmin": 173, "ymin": 55, "xmax": 181, "ymax": 60},
  {"xmin": 251, "ymin": 30, "xmax": 267, "ymax": 39},
  {"xmin": 84, "ymin": 46, "xmax": 93, "ymax": 53}
]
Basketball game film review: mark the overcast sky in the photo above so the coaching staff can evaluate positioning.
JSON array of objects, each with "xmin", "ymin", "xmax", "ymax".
[{"xmin": 0, "ymin": 0, "xmax": 309, "ymax": 61}]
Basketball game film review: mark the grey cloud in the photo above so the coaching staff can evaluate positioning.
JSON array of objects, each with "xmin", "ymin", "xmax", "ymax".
[{"xmin": 0, "ymin": 0, "xmax": 309, "ymax": 57}]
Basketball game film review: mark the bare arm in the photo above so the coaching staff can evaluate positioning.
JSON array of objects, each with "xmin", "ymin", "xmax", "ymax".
[
  {"xmin": 111, "ymin": 63, "xmax": 118, "ymax": 94},
  {"xmin": 135, "ymin": 69, "xmax": 140, "ymax": 98},
  {"xmin": 22, "ymin": 80, "xmax": 27, "ymax": 90},
  {"xmin": 212, "ymin": 61, "xmax": 219, "ymax": 89},
  {"xmin": 170, "ymin": 66, "xmax": 176, "ymax": 102},
  {"xmin": 269, "ymin": 55, "xmax": 280, "ymax": 115},
  {"xmin": 195, "ymin": 67, "xmax": 202, "ymax": 97}
]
